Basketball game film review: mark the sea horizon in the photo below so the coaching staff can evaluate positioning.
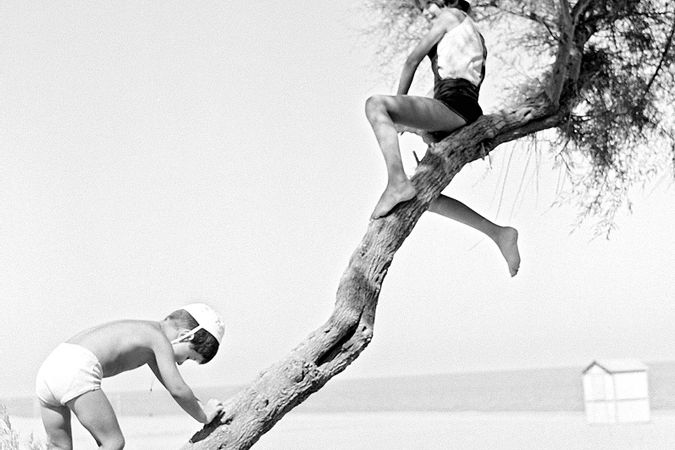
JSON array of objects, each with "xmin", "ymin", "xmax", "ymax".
[{"xmin": 6, "ymin": 361, "xmax": 675, "ymax": 418}]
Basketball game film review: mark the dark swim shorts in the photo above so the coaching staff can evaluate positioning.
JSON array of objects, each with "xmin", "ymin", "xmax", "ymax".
[{"xmin": 433, "ymin": 77, "xmax": 483, "ymax": 124}]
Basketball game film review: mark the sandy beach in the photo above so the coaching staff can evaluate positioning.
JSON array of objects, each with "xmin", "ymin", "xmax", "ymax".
[{"xmin": 10, "ymin": 410, "xmax": 675, "ymax": 450}]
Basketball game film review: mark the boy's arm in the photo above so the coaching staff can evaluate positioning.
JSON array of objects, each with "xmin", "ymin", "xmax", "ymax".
[
  {"xmin": 397, "ymin": 14, "xmax": 457, "ymax": 96},
  {"xmin": 150, "ymin": 342, "xmax": 222, "ymax": 423},
  {"xmin": 146, "ymin": 358, "xmax": 168, "ymax": 389}
]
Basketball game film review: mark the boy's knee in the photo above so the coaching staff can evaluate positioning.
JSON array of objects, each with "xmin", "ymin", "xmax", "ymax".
[
  {"xmin": 112, "ymin": 435, "xmax": 125, "ymax": 450},
  {"xmin": 365, "ymin": 95, "xmax": 389, "ymax": 121},
  {"xmin": 100, "ymin": 434, "xmax": 125, "ymax": 450},
  {"xmin": 47, "ymin": 438, "xmax": 73, "ymax": 450}
]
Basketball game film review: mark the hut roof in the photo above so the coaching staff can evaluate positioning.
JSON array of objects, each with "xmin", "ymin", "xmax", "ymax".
[{"xmin": 582, "ymin": 359, "xmax": 648, "ymax": 374}]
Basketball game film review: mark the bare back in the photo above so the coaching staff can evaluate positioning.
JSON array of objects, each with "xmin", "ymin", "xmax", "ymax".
[
  {"xmin": 39, "ymin": 319, "xmax": 220, "ymax": 444},
  {"xmin": 67, "ymin": 320, "xmax": 167, "ymax": 378}
]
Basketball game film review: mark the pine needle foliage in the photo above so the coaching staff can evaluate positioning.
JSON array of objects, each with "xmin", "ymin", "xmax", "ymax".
[{"xmin": 558, "ymin": 0, "xmax": 675, "ymax": 234}]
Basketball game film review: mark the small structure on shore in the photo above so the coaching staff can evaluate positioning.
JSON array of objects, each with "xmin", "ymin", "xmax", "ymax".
[{"xmin": 582, "ymin": 359, "xmax": 650, "ymax": 424}]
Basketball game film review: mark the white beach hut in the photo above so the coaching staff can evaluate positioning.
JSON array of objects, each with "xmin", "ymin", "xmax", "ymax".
[{"xmin": 582, "ymin": 359, "xmax": 650, "ymax": 424}]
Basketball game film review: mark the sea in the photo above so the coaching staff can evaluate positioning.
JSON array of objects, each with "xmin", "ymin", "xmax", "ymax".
[
  {"xmin": 5, "ymin": 362, "xmax": 675, "ymax": 417},
  {"xmin": 5, "ymin": 363, "xmax": 675, "ymax": 449}
]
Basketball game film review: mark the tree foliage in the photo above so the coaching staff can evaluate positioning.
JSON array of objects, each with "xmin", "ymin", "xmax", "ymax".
[{"xmin": 362, "ymin": 0, "xmax": 675, "ymax": 235}]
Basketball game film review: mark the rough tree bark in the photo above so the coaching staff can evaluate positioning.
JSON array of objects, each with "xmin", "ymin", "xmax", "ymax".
[{"xmin": 181, "ymin": 2, "xmax": 593, "ymax": 449}]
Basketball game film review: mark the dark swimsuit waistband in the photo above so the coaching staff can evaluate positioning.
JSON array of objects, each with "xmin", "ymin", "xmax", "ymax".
[{"xmin": 433, "ymin": 78, "xmax": 479, "ymax": 100}]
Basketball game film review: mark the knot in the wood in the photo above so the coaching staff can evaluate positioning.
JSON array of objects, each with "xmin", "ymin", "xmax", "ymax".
[
  {"xmin": 256, "ymin": 397, "xmax": 270, "ymax": 411},
  {"xmin": 360, "ymin": 325, "xmax": 373, "ymax": 342},
  {"xmin": 286, "ymin": 359, "xmax": 308, "ymax": 382}
]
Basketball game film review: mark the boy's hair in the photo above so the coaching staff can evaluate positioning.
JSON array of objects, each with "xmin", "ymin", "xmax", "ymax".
[
  {"xmin": 439, "ymin": 0, "xmax": 471, "ymax": 14},
  {"xmin": 166, "ymin": 309, "xmax": 220, "ymax": 364}
]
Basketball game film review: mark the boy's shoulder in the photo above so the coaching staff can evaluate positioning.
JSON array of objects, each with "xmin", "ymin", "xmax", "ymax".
[{"xmin": 436, "ymin": 8, "xmax": 465, "ymax": 29}]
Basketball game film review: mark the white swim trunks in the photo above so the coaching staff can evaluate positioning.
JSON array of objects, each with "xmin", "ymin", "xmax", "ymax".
[{"xmin": 35, "ymin": 343, "xmax": 103, "ymax": 407}]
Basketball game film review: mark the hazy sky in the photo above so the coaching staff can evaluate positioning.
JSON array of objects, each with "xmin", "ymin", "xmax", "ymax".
[{"xmin": 1, "ymin": 1, "xmax": 674, "ymax": 399}]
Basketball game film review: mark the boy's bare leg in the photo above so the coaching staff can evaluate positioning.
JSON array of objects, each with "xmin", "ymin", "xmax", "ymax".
[
  {"xmin": 39, "ymin": 401, "xmax": 73, "ymax": 450},
  {"xmin": 68, "ymin": 390, "xmax": 125, "ymax": 450},
  {"xmin": 430, "ymin": 195, "xmax": 521, "ymax": 276},
  {"xmin": 366, "ymin": 96, "xmax": 417, "ymax": 219},
  {"xmin": 365, "ymin": 95, "xmax": 465, "ymax": 219}
]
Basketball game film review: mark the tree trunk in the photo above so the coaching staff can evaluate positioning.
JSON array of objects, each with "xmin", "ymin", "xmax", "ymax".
[
  {"xmin": 177, "ymin": 0, "xmax": 605, "ymax": 445},
  {"xmin": 180, "ymin": 95, "xmax": 563, "ymax": 450}
]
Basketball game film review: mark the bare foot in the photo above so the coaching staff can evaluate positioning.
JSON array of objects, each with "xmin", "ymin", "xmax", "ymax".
[
  {"xmin": 495, "ymin": 226, "xmax": 521, "ymax": 277},
  {"xmin": 371, "ymin": 181, "xmax": 417, "ymax": 219}
]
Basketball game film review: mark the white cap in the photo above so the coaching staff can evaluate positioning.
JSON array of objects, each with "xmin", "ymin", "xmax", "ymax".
[{"xmin": 181, "ymin": 303, "xmax": 225, "ymax": 344}]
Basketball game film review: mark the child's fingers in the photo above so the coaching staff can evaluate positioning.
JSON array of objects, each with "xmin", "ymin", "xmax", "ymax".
[{"xmin": 220, "ymin": 409, "xmax": 235, "ymax": 423}]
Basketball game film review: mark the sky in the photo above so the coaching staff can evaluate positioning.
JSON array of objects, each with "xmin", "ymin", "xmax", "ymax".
[{"xmin": 1, "ymin": 1, "xmax": 674, "ymax": 400}]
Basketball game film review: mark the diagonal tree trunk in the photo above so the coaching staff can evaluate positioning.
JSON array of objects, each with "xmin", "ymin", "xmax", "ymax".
[
  {"xmin": 180, "ymin": 96, "xmax": 565, "ymax": 450},
  {"xmin": 180, "ymin": 1, "xmax": 597, "ymax": 447}
]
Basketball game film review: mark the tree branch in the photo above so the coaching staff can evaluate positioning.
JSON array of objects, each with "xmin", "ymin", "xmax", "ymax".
[
  {"xmin": 498, "ymin": 7, "xmax": 558, "ymax": 40},
  {"xmin": 545, "ymin": 0, "xmax": 574, "ymax": 105},
  {"xmin": 642, "ymin": 12, "xmax": 675, "ymax": 100},
  {"xmin": 571, "ymin": 0, "xmax": 594, "ymax": 25}
]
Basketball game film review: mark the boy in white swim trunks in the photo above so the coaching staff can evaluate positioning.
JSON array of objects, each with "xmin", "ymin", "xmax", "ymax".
[{"xmin": 36, "ymin": 303, "xmax": 226, "ymax": 449}]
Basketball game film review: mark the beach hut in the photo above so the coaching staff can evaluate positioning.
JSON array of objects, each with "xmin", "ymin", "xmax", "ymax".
[{"xmin": 582, "ymin": 359, "xmax": 650, "ymax": 424}]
